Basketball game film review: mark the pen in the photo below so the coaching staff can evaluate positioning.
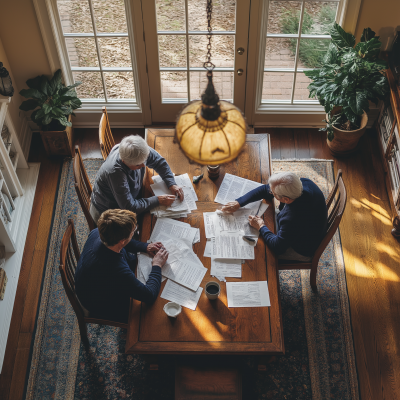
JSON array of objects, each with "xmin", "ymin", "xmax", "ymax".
[
  {"xmin": 243, "ymin": 236, "xmax": 256, "ymax": 244},
  {"xmin": 255, "ymin": 201, "xmax": 262, "ymax": 217}
]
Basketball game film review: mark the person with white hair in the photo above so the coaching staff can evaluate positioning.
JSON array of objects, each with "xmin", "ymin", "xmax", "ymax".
[
  {"xmin": 222, "ymin": 172, "xmax": 327, "ymax": 261},
  {"xmin": 90, "ymin": 135, "xmax": 183, "ymax": 223}
]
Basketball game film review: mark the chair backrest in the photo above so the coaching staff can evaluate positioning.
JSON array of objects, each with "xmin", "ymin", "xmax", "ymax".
[
  {"xmin": 73, "ymin": 145, "xmax": 96, "ymax": 231},
  {"xmin": 99, "ymin": 106, "xmax": 115, "ymax": 160},
  {"xmin": 59, "ymin": 219, "xmax": 87, "ymax": 322},
  {"xmin": 313, "ymin": 169, "xmax": 347, "ymax": 261}
]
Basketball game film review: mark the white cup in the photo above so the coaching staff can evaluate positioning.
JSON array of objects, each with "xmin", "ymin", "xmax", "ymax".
[{"xmin": 163, "ymin": 302, "xmax": 182, "ymax": 318}]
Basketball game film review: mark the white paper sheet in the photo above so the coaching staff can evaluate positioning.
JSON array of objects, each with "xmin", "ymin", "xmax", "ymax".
[
  {"xmin": 204, "ymin": 240, "xmax": 212, "ymax": 257},
  {"xmin": 137, "ymin": 253, "xmax": 153, "ymax": 281},
  {"xmin": 161, "ymin": 258, "xmax": 207, "ymax": 291},
  {"xmin": 150, "ymin": 218, "xmax": 197, "ymax": 245},
  {"xmin": 211, "ymin": 258, "xmax": 242, "ymax": 278},
  {"xmin": 161, "ymin": 280, "xmax": 203, "ymax": 311},
  {"xmin": 152, "ymin": 173, "xmax": 198, "ymax": 201},
  {"xmin": 193, "ymin": 228, "xmax": 201, "ymax": 244},
  {"xmin": 214, "ymin": 173, "xmax": 263, "ymax": 205},
  {"xmin": 211, "ymin": 234, "xmax": 255, "ymax": 259},
  {"xmin": 226, "ymin": 281, "xmax": 270, "ymax": 307},
  {"xmin": 203, "ymin": 212, "xmax": 217, "ymax": 238}
]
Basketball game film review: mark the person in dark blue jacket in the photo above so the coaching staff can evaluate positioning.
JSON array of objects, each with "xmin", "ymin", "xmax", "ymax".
[
  {"xmin": 75, "ymin": 209, "xmax": 168, "ymax": 324},
  {"xmin": 222, "ymin": 172, "xmax": 327, "ymax": 261}
]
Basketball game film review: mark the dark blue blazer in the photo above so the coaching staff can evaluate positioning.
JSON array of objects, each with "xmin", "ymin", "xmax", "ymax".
[{"xmin": 236, "ymin": 178, "xmax": 327, "ymax": 257}]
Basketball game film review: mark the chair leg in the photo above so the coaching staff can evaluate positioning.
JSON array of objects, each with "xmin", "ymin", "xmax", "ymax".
[
  {"xmin": 310, "ymin": 263, "xmax": 318, "ymax": 292},
  {"xmin": 78, "ymin": 321, "xmax": 90, "ymax": 349}
]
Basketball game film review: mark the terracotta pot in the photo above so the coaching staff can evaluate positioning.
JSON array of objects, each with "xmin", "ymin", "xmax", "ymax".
[
  {"xmin": 40, "ymin": 115, "xmax": 74, "ymax": 157},
  {"xmin": 326, "ymin": 108, "xmax": 368, "ymax": 157}
]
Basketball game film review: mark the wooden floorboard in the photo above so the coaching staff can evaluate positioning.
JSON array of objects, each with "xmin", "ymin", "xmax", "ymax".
[{"xmin": 1, "ymin": 127, "xmax": 400, "ymax": 400}]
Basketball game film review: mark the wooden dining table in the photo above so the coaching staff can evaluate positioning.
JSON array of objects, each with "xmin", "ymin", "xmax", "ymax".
[{"xmin": 125, "ymin": 129, "xmax": 284, "ymax": 355}]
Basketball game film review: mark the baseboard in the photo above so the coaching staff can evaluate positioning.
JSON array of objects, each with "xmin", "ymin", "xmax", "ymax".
[
  {"xmin": 72, "ymin": 122, "xmax": 145, "ymax": 129},
  {"xmin": 253, "ymin": 122, "xmax": 325, "ymax": 128}
]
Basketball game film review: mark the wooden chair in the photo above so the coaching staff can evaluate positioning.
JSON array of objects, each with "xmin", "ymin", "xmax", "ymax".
[
  {"xmin": 59, "ymin": 219, "xmax": 127, "ymax": 348},
  {"xmin": 73, "ymin": 145, "xmax": 97, "ymax": 231},
  {"xmin": 278, "ymin": 169, "xmax": 347, "ymax": 291},
  {"xmin": 99, "ymin": 106, "xmax": 115, "ymax": 160}
]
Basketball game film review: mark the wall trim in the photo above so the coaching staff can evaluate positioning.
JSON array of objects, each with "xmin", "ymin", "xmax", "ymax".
[{"xmin": 73, "ymin": 122, "xmax": 145, "ymax": 128}]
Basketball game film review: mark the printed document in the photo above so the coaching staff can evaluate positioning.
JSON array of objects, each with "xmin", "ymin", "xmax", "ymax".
[
  {"xmin": 161, "ymin": 280, "xmax": 203, "ymax": 311},
  {"xmin": 211, "ymin": 258, "xmax": 242, "ymax": 278},
  {"xmin": 150, "ymin": 218, "xmax": 197, "ymax": 245},
  {"xmin": 214, "ymin": 173, "xmax": 263, "ymax": 204},
  {"xmin": 162, "ymin": 258, "xmax": 207, "ymax": 291},
  {"xmin": 211, "ymin": 234, "xmax": 255, "ymax": 259},
  {"xmin": 226, "ymin": 281, "xmax": 270, "ymax": 307}
]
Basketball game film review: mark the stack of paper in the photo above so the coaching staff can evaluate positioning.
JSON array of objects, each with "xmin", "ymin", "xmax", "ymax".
[
  {"xmin": 137, "ymin": 217, "xmax": 205, "ymax": 311},
  {"xmin": 150, "ymin": 173, "xmax": 198, "ymax": 219}
]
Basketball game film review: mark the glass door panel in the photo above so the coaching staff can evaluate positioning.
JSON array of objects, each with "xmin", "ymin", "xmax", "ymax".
[{"xmin": 142, "ymin": 0, "xmax": 250, "ymax": 122}]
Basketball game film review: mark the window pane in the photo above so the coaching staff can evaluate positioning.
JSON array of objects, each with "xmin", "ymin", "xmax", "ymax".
[
  {"xmin": 104, "ymin": 72, "xmax": 135, "ymax": 99},
  {"xmin": 304, "ymin": 2, "xmax": 338, "ymax": 35},
  {"xmin": 262, "ymin": 72, "xmax": 293, "ymax": 101},
  {"xmin": 66, "ymin": 38, "xmax": 98, "ymax": 67},
  {"xmin": 161, "ymin": 72, "xmax": 187, "ymax": 100},
  {"xmin": 189, "ymin": 35, "xmax": 234, "ymax": 68},
  {"xmin": 72, "ymin": 72, "xmax": 104, "ymax": 99},
  {"xmin": 158, "ymin": 36, "xmax": 186, "ymax": 68},
  {"xmin": 267, "ymin": 1, "xmax": 301, "ymax": 35},
  {"xmin": 298, "ymin": 38, "xmax": 330, "ymax": 68},
  {"xmin": 188, "ymin": 0, "xmax": 236, "ymax": 31},
  {"xmin": 98, "ymin": 38, "xmax": 132, "ymax": 67},
  {"xmin": 92, "ymin": 0, "xmax": 128, "ymax": 33},
  {"xmin": 156, "ymin": 0, "xmax": 185, "ymax": 31},
  {"xmin": 265, "ymin": 38, "xmax": 295, "ymax": 68},
  {"xmin": 57, "ymin": 0, "xmax": 93, "ymax": 33},
  {"xmin": 190, "ymin": 71, "xmax": 233, "ymax": 101},
  {"xmin": 293, "ymin": 72, "xmax": 314, "ymax": 101}
]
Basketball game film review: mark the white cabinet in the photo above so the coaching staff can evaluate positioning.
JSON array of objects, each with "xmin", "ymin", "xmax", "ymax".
[{"xmin": 0, "ymin": 96, "xmax": 40, "ymax": 372}]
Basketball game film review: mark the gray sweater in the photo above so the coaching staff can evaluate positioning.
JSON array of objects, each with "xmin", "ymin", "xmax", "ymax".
[{"xmin": 91, "ymin": 145, "xmax": 176, "ymax": 214}]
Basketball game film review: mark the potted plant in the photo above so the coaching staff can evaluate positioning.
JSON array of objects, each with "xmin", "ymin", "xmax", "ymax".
[
  {"xmin": 19, "ymin": 69, "xmax": 82, "ymax": 156},
  {"xmin": 305, "ymin": 24, "xmax": 389, "ymax": 156}
]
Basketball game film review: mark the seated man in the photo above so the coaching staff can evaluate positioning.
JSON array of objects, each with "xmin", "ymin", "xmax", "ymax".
[
  {"xmin": 222, "ymin": 172, "xmax": 327, "ymax": 262},
  {"xmin": 90, "ymin": 135, "xmax": 184, "ymax": 224},
  {"xmin": 75, "ymin": 209, "xmax": 168, "ymax": 324}
]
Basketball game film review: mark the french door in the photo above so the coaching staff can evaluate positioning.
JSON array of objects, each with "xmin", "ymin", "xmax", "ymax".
[{"xmin": 141, "ymin": 0, "xmax": 251, "ymax": 123}]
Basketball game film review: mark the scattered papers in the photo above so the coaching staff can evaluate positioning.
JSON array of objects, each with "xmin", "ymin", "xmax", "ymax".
[
  {"xmin": 137, "ymin": 253, "xmax": 166, "ymax": 284},
  {"xmin": 193, "ymin": 228, "xmax": 201, "ymax": 244},
  {"xmin": 211, "ymin": 235, "xmax": 255, "ymax": 259},
  {"xmin": 211, "ymin": 258, "xmax": 242, "ymax": 278},
  {"xmin": 150, "ymin": 218, "xmax": 197, "ymax": 246},
  {"xmin": 162, "ymin": 258, "xmax": 207, "ymax": 291},
  {"xmin": 214, "ymin": 173, "xmax": 263, "ymax": 205},
  {"xmin": 161, "ymin": 280, "xmax": 203, "ymax": 311},
  {"xmin": 204, "ymin": 240, "xmax": 212, "ymax": 257},
  {"xmin": 226, "ymin": 281, "xmax": 271, "ymax": 307}
]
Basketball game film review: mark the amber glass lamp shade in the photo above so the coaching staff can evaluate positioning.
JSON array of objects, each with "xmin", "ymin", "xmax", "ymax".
[{"xmin": 175, "ymin": 100, "xmax": 246, "ymax": 166}]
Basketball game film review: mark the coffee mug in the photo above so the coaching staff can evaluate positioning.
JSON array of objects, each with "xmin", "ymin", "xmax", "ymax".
[{"xmin": 205, "ymin": 281, "xmax": 221, "ymax": 300}]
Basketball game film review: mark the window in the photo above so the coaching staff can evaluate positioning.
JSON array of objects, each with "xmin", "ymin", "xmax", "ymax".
[
  {"xmin": 54, "ymin": 0, "xmax": 137, "ymax": 104},
  {"xmin": 155, "ymin": 0, "xmax": 236, "ymax": 103},
  {"xmin": 261, "ymin": 0, "xmax": 340, "ymax": 106}
]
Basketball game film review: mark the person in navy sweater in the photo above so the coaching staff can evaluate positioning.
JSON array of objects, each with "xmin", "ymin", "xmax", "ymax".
[
  {"xmin": 222, "ymin": 172, "xmax": 327, "ymax": 261},
  {"xmin": 75, "ymin": 209, "xmax": 168, "ymax": 324}
]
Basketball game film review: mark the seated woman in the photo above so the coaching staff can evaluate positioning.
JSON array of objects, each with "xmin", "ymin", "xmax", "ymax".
[
  {"xmin": 90, "ymin": 135, "xmax": 184, "ymax": 224},
  {"xmin": 75, "ymin": 209, "xmax": 168, "ymax": 324},
  {"xmin": 222, "ymin": 172, "xmax": 327, "ymax": 262}
]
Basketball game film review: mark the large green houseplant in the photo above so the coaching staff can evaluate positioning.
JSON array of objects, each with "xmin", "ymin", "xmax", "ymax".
[
  {"xmin": 305, "ymin": 24, "xmax": 389, "ymax": 155},
  {"xmin": 19, "ymin": 69, "xmax": 82, "ymax": 156}
]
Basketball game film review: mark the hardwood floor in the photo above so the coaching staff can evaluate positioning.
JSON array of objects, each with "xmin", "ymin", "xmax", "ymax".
[{"xmin": 0, "ymin": 127, "xmax": 399, "ymax": 400}]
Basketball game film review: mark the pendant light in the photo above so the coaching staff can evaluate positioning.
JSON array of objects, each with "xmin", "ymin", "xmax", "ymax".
[{"xmin": 175, "ymin": 0, "xmax": 246, "ymax": 177}]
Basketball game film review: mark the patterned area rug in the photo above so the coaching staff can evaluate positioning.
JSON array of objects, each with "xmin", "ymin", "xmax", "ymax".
[{"xmin": 25, "ymin": 158, "xmax": 359, "ymax": 400}]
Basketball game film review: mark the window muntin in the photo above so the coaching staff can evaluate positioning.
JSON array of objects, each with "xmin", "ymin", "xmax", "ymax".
[
  {"xmin": 262, "ymin": 0, "xmax": 339, "ymax": 105},
  {"xmin": 56, "ymin": 0, "xmax": 136, "ymax": 103}
]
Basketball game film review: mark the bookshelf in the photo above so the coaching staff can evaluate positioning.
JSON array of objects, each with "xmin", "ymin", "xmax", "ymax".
[
  {"xmin": 376, "ymin": 68, "xmax": 400, "ymax": 238},
  {"xmin": 0, "ymin": 96, "xmax": 40, "ymax": 372}
]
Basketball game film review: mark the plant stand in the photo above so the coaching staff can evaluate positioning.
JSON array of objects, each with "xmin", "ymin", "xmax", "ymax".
[{"xmin": 40, "ymin": 115, "xmax": 74, "ymax": 157}]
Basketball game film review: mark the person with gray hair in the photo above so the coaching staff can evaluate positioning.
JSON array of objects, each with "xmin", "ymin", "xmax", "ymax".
[
  {"xmin": 222, "ymin": 171, "xmax": 327, "ymax": 262},
  {"xmin": 90, "ymin": 135, "xmax": 183, "ymax": 223}
]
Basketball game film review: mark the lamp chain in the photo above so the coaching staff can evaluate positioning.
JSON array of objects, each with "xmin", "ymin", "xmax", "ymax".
[{"xmin": 203, "ymin": 0, "xmax": 215, "ymax": 72}]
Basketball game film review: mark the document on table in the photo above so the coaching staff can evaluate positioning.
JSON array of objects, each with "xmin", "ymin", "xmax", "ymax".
[
  {"xmin": 203, "ymin": 212, "xmax": 217, "ymax": 238},
  {"xmin": 204, "ymin": 240, "xmax": 212, "ymax": 257},
  {"xmin": 161, "ymin": 280, "xmax": 203, "ymax": 311},
  {"xmin": 152, "ymin": 173, "xmax": 198, "ymax": 201},
  {"xmin": 211, "ymin": 258, "xmax": 242, "ymax": 278},
  {"xmin": 211, "ymin": 234, "xmax": 255, "ymax": 259},
  {"xmin": 137, "ymin": 253, "xmax": 153, "ymax": 281},
  {"xmin": 214, "ymin": 173, "xmax": 263, "ymax": 205},
  {"xmin": 226, "ymin": 281, "xmax": 270, "ymax": 307},
  {"xmin": 150, "ymin": 181, "xmax": 190, "ymax": 212},
  {"xmin": 162, "ymin": 258, "xmax": 207, "ymax": 291},
  {"xmin": 150, "ymin": 218, "xmax": 197, "ymax": 245}
]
